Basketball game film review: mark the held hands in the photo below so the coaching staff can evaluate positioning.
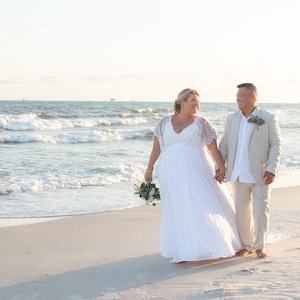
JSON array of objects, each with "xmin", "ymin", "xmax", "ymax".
[
  {"xmin": 263, "ymin": 171, "xmax": 275, "ymax": 185},
  {"xmin": 215, "ymin": 168, "xmax": 225, "ymax": 184}
]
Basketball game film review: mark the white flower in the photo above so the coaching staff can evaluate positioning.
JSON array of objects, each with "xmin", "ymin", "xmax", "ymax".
[{"xmin": 134, "ymin": 182, "xmax": 160, "ymax": 205}]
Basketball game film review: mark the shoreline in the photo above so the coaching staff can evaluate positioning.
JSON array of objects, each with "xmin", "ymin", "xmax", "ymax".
[{"xmin": 0, "ymin": 171, "xmax": 299, "ymax": 228}]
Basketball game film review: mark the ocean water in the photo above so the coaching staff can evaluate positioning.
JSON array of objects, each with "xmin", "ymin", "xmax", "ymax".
[{"xmin": 0, "ymin": 100, "xmax": 299, "ymax": 218}]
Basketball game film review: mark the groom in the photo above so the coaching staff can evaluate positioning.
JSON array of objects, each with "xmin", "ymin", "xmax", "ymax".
[{"xmin": 218, "ymin": 83, "xmax": 282, "ymax": 258}]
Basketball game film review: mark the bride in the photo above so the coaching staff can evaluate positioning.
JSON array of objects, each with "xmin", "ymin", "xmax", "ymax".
[{"xmin": 144, "ymin": 88, "xmax": 241, "ymax": 263}]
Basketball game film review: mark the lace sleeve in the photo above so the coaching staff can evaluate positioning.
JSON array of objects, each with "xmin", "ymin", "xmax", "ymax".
[
  {"xmin": 154, "ymin": 115, "xmax": 170, "ymax": 150},
  {"xmin": 197, "ymin": 116, "xmax": 217, "ymax": 145},
  {"xmin": 154, "ymin": 121, "xmax": 160, "ymax": 139}
]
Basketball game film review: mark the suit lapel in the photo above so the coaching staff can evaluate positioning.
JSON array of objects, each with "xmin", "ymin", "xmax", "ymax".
[
  {"xmin": 249, "ymin": 106, "xmax": 262, "ymax": 136},
  {"xmin": 232, "ymin": 112, "xmax": 241, "ymax": 146}
]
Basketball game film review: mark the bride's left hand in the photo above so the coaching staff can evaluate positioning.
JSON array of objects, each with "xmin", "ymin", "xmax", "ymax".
[{"xmin": 215, "ymin": 168, "xmax": 225, "ymax": 184}]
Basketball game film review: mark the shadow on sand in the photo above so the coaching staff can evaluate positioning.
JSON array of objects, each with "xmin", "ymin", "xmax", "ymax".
[{"xmin": 0, "ymin": 253, "xmax": 253, "ymax": 300}]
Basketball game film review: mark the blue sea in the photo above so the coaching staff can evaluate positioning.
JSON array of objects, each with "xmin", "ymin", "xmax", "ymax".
[{"xmin": 0, "ymin": 101, "xmax": 299, "ymax": 218}]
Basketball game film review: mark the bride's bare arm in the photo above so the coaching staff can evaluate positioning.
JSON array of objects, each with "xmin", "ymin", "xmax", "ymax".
[
  {"xmin": 206, "ymin": 139, "xmax": 225, "ymax": 183},
  {"xmin": 145, "ymin": 136, "xmax": 160, "ymax": 182}
]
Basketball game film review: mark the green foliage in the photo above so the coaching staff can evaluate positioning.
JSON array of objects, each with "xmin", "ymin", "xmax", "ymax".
[
  {"xmin": 134, "ymin": 182, "xmax": 161, "ymax": 206},
  {"xmin": 248, "ymin": 115, "xmax": 265, "ymax": 128}
]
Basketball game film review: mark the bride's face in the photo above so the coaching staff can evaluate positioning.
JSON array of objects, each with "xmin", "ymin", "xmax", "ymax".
[{"xmin": 182, "ymin": 94, "xmax": 200, "ymax": 113}]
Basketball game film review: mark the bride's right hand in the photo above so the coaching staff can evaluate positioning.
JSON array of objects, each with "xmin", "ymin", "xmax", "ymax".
[{"xmin": 144, "ymin": 171, "xmax": 153, "ymax": 183}]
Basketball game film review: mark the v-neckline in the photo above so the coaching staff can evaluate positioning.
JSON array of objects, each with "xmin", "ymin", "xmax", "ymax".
[{"xmin": 171, "ymin": 116, "xmax": 196, "ymax": 134}]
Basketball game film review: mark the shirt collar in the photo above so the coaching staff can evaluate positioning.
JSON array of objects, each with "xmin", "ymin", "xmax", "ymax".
[{"xmin": 240, "ymin": 107, "xmax": 258, "ymax": 120}]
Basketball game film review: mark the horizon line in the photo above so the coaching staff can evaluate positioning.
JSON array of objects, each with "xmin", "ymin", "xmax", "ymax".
[{"xmin": 0, "ymin": 99, "xmax": 299, "ymax": 104}]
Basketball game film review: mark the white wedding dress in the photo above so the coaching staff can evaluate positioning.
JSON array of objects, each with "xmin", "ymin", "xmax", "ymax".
[{"xmin": 155, "ymin": 115, "xmax": 241, "ymax": 263}]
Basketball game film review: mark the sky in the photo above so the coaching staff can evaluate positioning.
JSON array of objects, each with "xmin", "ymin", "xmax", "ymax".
[{"xmin": 1, "ymin": 0, "xmax": 300, "ymax": 103}]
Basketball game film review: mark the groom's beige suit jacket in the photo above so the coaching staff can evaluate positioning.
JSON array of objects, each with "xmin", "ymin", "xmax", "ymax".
[{"xmin": 219, "ymin": 107, "xmax": 282, "ymax": 184}]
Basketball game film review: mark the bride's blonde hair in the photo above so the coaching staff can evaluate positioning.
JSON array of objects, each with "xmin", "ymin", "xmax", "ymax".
[{"xmin": 174, "ymin": 88, "xmax": 199, "ymax": 114}]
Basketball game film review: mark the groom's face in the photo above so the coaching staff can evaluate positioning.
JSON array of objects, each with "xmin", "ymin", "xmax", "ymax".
[{"xmin": 236, "ymin": 87, "xmax": 255, "ymax": 112}]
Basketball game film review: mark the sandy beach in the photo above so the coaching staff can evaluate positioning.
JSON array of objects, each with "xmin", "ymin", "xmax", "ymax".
[{"xmin": 0, "ymin": 186, "xmax": 299, "ymax": 300}]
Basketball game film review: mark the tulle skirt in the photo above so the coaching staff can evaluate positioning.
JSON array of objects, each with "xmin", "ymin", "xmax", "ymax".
[{"xmin": 158, "ymin": 143, "xmax": 241, "ymax": 263}]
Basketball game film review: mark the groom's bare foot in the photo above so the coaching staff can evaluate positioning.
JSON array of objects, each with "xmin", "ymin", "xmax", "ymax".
[
  {"xmin": 256, "ymin": 250, "xmax": 267, "ymax": 258},
  {"xmin": 236, "ymin": 249, "xmax": 252, "ymax": 256}
]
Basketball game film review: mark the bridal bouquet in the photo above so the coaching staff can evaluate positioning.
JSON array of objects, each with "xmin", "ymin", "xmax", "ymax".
[{"xmin": 134, "ymin": 182, "xmax": 161, "ymax": 206}]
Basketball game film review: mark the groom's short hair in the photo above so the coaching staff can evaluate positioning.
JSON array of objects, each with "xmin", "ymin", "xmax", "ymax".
[{"xmin": 237, "ymin": 83, "xmax": 257, "ymax": 96}]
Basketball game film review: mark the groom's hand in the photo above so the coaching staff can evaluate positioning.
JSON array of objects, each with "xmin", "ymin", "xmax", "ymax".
[{"xmin": 263, "ymin": 171, "xmax": 275, "ymax": 185}]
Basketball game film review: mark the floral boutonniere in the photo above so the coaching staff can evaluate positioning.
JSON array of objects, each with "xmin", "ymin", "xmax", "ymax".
[
  {"xmin": 134, "ymin": 182, "xmax": 160, "ymax": 206},
  {"xmin": 248, "ymin": 114, "xmax": 265, "ymax": 130}
]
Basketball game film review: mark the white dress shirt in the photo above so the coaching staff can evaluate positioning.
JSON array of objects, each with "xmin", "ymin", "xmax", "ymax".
[{"xmin": 230, "ymin": 110, "xmax": 256, "ymax": 183}]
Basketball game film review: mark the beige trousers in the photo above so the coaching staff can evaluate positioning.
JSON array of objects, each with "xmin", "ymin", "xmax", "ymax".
[{"xmin": 231, "ymin": 181, "xmax": 271, "ymax": 252}]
